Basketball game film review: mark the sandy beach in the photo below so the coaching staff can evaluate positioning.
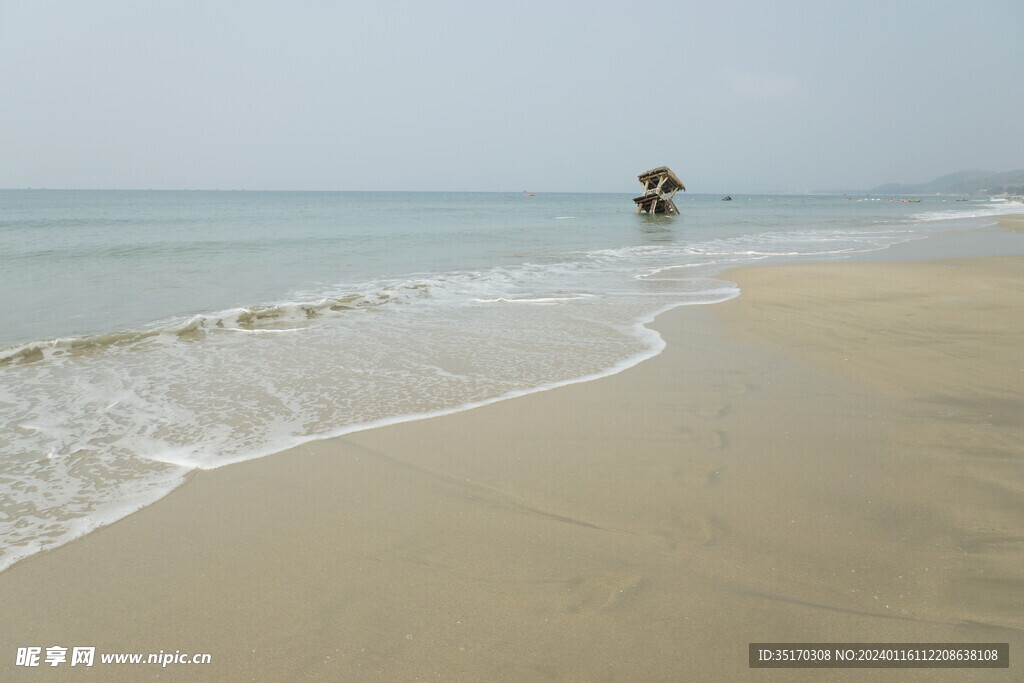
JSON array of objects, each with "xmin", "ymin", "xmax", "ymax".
[{"xmin": 2, "ymin": 247, "xmax": 1022, "ymax": 680}]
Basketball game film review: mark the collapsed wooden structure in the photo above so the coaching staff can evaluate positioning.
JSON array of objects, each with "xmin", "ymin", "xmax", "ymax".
[{"xmin": 633, "ymin": 166, "xmax": 685, "ymax": 215}]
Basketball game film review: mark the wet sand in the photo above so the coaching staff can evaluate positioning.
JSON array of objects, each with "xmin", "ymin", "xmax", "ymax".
[
  {"xmin": 996, "ymin": 213, "xmax": 1024, "ymax": 231},
  {"xmin": 1, "ymin": 253, "xmax": 1022, "ymax": 680}
]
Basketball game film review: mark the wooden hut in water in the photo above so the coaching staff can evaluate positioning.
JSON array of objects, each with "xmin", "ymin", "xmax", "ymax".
[{"xmin": 633, "ymin": 166, "xmax": 685, "ymax": 215}]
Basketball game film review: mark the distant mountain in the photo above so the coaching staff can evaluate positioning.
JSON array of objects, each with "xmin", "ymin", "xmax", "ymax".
[{"xmin": 869, "ymin": 169, "xmax": 1024, "ymax": 196}]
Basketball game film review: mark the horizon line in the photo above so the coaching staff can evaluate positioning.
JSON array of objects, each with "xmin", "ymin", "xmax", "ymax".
[{"xmin": 2, "ymin": 187, "xmax": 910, "ymax": 196}]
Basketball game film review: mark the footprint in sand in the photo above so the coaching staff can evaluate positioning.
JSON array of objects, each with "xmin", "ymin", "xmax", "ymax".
[
  {"xmin": 700, "ymin": 513, "xmax": 728, "ymax": 547},
  {"xmin": 691, "ymin": 402, "xmax": 731, "ymax": 419},
  {"xmin": 564, "ymin": 573, "xmax": 647, "ymax": 614},
  {"xmin": 674, "ymin": 427, "xmax": 728, "ymax": 449}
]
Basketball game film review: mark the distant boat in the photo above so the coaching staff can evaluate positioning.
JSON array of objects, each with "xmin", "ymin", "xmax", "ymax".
[
  {"xmin": 522, "ymin": 193, "xmax": 535, "ymax": 197},
  {"xmin": 721, "ymin": 195, "xmax": 732, "ymax": 201}
]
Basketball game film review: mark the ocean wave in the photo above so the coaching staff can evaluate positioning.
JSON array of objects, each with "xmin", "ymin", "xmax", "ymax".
[
  {"xmin": 910, "ymin": 201, "xmax": 1024, "ymax": 223},
  {"xmin": 0, "ymin": 281, "xmax": 458, "ymax": 366},
  {"xmin": 2, "ymin": 222, "xmax": 927, "ymax": 367}
]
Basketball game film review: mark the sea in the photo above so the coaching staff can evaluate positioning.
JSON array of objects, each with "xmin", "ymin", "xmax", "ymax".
[{"xmin": 1, "ymin": 189, "xmax": 1020, "ymax": 571}]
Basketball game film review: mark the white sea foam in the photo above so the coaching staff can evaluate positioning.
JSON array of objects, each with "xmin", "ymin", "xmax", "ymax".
[
  {"xmin": 910, "ymin": 201, "xmax": 1023, "ymax": 223},
  {"xmin": 0, "ymin": 280, "xmax": 741, "ymax": 572}
]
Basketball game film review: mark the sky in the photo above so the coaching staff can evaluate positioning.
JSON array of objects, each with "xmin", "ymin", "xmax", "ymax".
[{"xmin": 1, "ymin": 0, "xmax": 1022, "ymax": 193}]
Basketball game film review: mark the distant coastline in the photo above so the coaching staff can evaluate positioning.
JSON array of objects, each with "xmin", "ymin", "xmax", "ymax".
[{"xmin": 865, "ymin": 168, "xmax": 1024, "ymax": 197}]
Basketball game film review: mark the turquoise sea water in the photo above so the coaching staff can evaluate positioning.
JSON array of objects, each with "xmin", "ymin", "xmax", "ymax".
[{"xmin": 0, "ymin": 189, "xmax": 1019, "ymax": 570}]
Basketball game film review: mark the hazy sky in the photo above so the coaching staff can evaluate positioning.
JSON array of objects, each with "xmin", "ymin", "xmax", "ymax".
[{"xmin": 2, "ymin": 0, "xmax": 1022, "ymax": 193}]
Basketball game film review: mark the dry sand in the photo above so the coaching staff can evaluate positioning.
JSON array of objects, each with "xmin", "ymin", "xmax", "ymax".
[{"xmin": 1, "ymin": 254, "xmax": 1021, "ymax": 681}]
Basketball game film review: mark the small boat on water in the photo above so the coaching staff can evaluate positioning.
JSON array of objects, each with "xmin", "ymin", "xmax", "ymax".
[{"xmin": 721, "ymin": 195, "xmax": 732, "ymax": 201}]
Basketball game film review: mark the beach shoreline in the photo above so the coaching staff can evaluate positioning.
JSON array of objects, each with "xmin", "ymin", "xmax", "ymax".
[
  {"xmin": 3, "ymin": 198, "xmax": 1020, "ymax": 580},
  {"xmin": 2, "ymin": 244, "xmax": 1022, "ymax": 679}
]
